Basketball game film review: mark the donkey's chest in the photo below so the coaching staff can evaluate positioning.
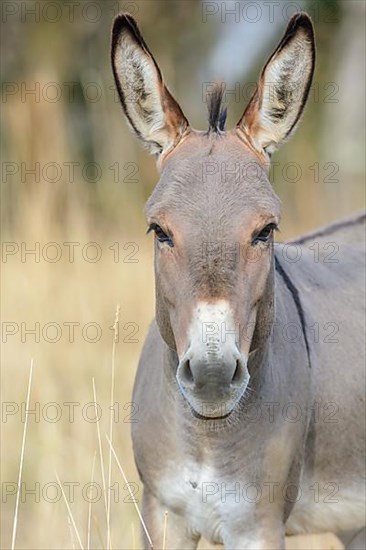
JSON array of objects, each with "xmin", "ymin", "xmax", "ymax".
[{"xmin": 157, "ymin": 460, "xmax": 249, "ymax": 543}]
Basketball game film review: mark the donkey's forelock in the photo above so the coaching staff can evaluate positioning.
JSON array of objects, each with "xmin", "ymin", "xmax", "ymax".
[{"xmin": 207, "ymin": 83, "xmax": 227, "ymax": 133}]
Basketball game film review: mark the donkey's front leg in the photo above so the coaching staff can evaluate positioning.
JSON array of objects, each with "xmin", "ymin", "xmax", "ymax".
[{"xmin": 141, "ymin": 489, "xmax": 200, "ymax": 550}]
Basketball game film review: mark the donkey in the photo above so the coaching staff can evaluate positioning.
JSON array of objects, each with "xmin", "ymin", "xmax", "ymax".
[{"xmin": 111, "ymin": 12, "xmax": 365, "ymax": 550}]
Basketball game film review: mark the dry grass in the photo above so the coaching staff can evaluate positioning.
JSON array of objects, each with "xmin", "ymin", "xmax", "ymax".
[
  {"xmin": 10, "ymin": 360, "xmax": 33, "ymax": 550},
  {"xmin": 1, "ymin": 184, "xmax": 154, "ymax": 548}
]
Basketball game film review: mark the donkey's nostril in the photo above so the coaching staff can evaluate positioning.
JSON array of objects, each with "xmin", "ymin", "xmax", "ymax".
[
  {"xmin": 231, "ymin": 358, "xmax": 247, "ymax": 386},
  {"xmin": 232, "ymin": 360, "xmax": 241, "ymax": 383},
  {"xmin": 180, "ymin": 359, "xmax": 194, "ymax": 385}
]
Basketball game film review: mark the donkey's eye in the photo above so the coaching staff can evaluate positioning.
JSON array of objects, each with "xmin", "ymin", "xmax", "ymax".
[
  {"xmin": 252, "ymin": 223, "xmax": 277, "ymax": 245},
  {"xmin": 148, "ymin": 223, "xmax": 174, "ymax": 247}
]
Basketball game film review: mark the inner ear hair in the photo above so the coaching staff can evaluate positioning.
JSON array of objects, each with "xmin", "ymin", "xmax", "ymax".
[
  {"xmin": 111, "ymin": 13, "xmax": 188, "ymax": 156},
  {"xmin": 238, "ymin": 12, "xmax": 315, "ymax": 154}
]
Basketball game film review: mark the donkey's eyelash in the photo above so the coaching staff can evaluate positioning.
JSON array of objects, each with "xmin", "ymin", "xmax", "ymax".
[
  {"xmin": 251, "ymin": 222, "xmax": 278, "ymax": 245},
  {"xmin": 147, "ymin": 223, "xmax": 165, "ymax": 234},
  {"xmin": 252, "ymin": 222, "xmax": 278, "ymax": 237},
  {"xmin": 147, "ymin": 223, "xmax": 174, "ymax": 246},
  {"xmin": 146, "ymin": 223, "xmax": 156, "ymax": 234}
]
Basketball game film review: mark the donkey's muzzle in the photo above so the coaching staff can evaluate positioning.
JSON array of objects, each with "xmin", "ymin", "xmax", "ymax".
[{"xmin": 176, "ymin": 347, "xmax": 250, "ymax": 418}]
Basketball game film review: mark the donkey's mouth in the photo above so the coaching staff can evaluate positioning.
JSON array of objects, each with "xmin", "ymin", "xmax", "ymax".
[
  {"xmin": 177, "ymin": 374, "xmax": 250, "ymax": 420},
  {"xmin": 188, "ymin": 405, "xmax": 233, "ymax": 421},
  {"xmin": 182, "ymin": 391, "xmax": 248, "ymax": 420}
]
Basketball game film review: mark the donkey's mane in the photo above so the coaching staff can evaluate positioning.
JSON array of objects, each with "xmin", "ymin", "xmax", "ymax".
[
  {"xmin": 207, "ymin": 83, "xmax": 227, "ymax": 133},
  {"xmin": 289, "ymin": 212, "xmax": 366, "ymax": 245}
]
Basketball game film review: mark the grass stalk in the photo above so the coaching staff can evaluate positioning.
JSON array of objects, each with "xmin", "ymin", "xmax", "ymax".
[
  {"xmin": 107, "ymin": 304, "xmax": 120, "ymax": 550},
  {"xmin": 106, "ymin": 436, "xmax": 153, "ymax": 549},
  {"xmin": 11, "ymin": 359, "xmax": 33, "ymax": 550},
  {"xmin": 87, "ymin": 451, "xmax": 97, "ymax": 550},
  {"xmin": 55, "ymin": 472, "xmax": 84, "ymax": 550},
  {"xmin": 162, "ymin": 511, "xmax": 168, "ymax": 550},
  {"xmin": 92, "ymin": 377, "xmax": 108, "ymax": 532}
]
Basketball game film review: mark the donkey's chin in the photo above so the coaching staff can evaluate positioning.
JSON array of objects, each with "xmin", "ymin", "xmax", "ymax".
[{"xmin": 179, "ymin": 383, "xmax": 249, "ymax": 420}]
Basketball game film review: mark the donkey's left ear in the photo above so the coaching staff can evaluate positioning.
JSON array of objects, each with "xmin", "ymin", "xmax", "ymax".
[
  {"xmin": 111, "ymin": 13, "xmax": 189, "ymax": 156},
  {"xmin": 237, "ymin": 12, "xmax": 315, "ymax": 155}
]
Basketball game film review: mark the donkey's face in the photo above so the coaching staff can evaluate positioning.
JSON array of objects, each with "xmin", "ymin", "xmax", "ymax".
[
  {"xmin": 144, "ymin": 133, "xmax": 281, "ymax": 418},
  {"xmin": 112, "ymin": 13, "xmax": 315, "ymax": 418}
]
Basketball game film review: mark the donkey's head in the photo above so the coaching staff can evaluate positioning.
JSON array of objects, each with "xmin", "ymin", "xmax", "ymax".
[{"xmin": 111, "ymin": 13, "xmax": 315, "ymax": 418}]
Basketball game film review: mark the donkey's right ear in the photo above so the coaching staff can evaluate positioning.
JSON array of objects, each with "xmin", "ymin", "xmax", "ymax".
[{"xmin": 111, "ymin": 14, "xmax": 189, "ymax": 156}]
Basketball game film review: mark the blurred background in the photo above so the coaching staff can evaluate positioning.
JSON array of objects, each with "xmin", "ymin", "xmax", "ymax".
[{"xmin": 1, "ymin": 1, "xmax": 365, "ymax": 548}]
